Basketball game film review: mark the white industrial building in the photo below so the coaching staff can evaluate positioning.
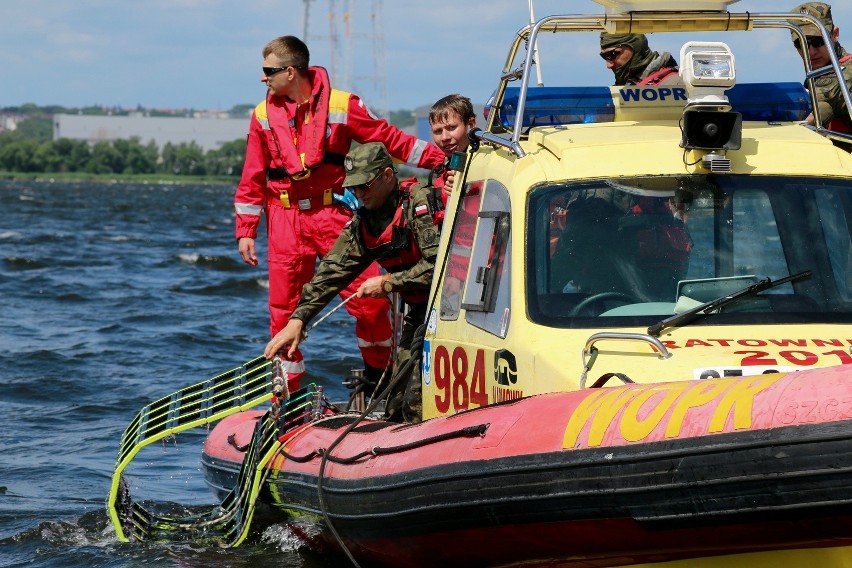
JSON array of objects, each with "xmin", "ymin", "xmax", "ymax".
[
  {"xmin": 51, "ymin": 103, "xmax": 483, "ymax": 155},
  {"xmin": 53, "ymin": 114, "xmax": 248, "ymax": 152}
]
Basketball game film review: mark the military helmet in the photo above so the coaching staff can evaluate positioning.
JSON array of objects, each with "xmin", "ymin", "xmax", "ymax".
[{"xmin": 343, "ymin": 142, "xmax": 395, "ymax": 187}]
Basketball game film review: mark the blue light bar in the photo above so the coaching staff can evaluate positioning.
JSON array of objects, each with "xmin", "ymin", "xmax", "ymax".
[
  {"xmin": 493, "ymin": 87, "xmax": 615, "ymax": 130},
  {"xmin": 492, "ymin": 82, "xmax": 810, "ymax": 130},
  {"xmin": 725, "ymin": 82, "xmax": 810, "ymax": 122}
]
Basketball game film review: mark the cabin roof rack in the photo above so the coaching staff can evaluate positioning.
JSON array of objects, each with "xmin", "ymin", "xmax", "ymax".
[{"xmin": 478, "ymin": 7, "xmax": 852, "ymax": 156}]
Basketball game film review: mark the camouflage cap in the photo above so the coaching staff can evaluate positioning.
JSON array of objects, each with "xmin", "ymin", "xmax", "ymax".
[
  {"xmin": 791, "ymin": 2, "xmax": 834, "ymax": 37},
  {"xmin": 342, "ymin": 142, "xmax": 395, "ymax": 187}
]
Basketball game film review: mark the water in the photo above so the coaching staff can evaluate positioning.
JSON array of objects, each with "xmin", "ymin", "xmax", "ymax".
[{"xmin": 0, "ymin": 180, "xmax": 361, "ymax": 568}]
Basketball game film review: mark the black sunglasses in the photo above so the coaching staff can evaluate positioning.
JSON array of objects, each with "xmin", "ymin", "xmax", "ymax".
[
  {"xmin": 352, "ymin": 173, "xmax": 382, "ymax": 193},
  {"xmin": 793, "ymin": 36, "xmax": 826, "ymax": 50},
  {"xmin": 262, "ymin": 66, "xmax": 289, "ymax": 77},
  {"xmin": 599, "ymin": 47, "xmax": 623, "ymax": 62}
]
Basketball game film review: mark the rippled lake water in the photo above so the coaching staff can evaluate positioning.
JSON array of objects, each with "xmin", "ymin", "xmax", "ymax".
[{"xmin": 0, "ymin": 180, "xmax": 362, "ymax": 568}]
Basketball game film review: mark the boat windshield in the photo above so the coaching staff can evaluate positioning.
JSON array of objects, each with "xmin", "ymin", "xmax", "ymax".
[{"xmin": 527, "ymin": 175, "xmax": 852, "ymax": 328}]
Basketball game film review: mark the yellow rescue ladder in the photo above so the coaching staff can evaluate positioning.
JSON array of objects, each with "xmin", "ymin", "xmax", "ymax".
[{"xmin": 106, "ymin": 355, "xmax": 321, "ymax": 546}]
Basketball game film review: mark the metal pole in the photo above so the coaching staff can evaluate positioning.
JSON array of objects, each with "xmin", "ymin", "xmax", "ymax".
[{"xmin": 528, "ymin": 0, "xmax": 544, "ymax": 86}]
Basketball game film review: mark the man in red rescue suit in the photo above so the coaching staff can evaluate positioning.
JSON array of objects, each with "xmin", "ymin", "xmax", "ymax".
[
  {"xmin": 235, "ymin": 35, "xmax": 444, "ymax": 391},
  {"xmin": 599, "ymin": 33, "xmax": 680, "ymax": 86},
  {"xmin": 264, "ymin": 142, "xmax": 442, "ymax": 423}
]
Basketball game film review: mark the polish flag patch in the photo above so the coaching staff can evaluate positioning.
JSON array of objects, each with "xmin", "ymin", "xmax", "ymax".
[{"xmin": 415, "ymin": 204, "xmax": 429, "ymax": 216}]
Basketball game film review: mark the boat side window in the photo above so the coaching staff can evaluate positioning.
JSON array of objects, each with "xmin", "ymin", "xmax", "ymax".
[
  {"xmin": 528, "ymin": 175, "xmax": 852, "ymax": 327},
  {"xmin": 463, "ymin": 180, "xmax": 511, "ymax": 338},
  {"xmin": 732, "ymin": 189, "xmax": 790, "ymax": 290},
  {"xmin": 439, "ymin": 180, "xmax": 483, "ymax": 320},
  {"xmin": 532, "ymin": 180, "xmax": 690, "ymax": 315},
  {"xmin": 729, "ymin": 180, "xmax": 847, "ymax": 310},
  {"xmin": 814, "ymin": 188, "xmax": 852, "ymax": 301}
]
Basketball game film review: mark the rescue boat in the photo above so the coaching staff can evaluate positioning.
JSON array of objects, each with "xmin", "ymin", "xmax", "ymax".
[
  {"xmin": 199, "ymin": 366, "xmax": 852, "ymax": 568},
  {"xmin": 109, "ymin": 1, "xmax": 852, "ymax": 566}
]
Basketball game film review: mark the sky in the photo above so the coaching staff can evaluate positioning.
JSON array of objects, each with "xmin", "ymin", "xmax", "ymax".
[{"xmin": 0, "ymin": 0, "xmax": 818, "ymax": 114}]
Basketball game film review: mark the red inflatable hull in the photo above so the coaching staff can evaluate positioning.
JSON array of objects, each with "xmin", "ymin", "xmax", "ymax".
[{"xmin": 202, "ymin": 366, "xmax": 852, "ymax": 567}]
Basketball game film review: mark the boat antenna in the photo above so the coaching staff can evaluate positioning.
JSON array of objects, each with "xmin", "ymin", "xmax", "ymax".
[{"xmin": 528, "ymin": 0, "xmax": 544, "ymax": 86}]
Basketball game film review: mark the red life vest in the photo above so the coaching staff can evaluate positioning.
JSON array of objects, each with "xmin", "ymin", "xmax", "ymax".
[
  {"xmin": 827, "ymin": 54, "xmax": 852, "ymax": 133},
  {"xmin": 638, "ymin": 67, "xmax": 678, "ymax": 86},
  {"xmin": 827, "ymin": 119, "xmax": 852, "ymax": 134},
  {"xmin": 358, "ymin": 189, "xmax": 428, "ymax": 304},
  {"xmin": 254, "ymin": 66, "xmax": 348, "ymax": 180},
  {"xmin": 627, "ymin": 197, "xmax": 691, "ymax": 273}
]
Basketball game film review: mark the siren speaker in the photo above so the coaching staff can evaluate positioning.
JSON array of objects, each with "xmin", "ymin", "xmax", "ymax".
[{"xmin": 681, "ymin": 110, "xmax": 742, "ymax": 151}]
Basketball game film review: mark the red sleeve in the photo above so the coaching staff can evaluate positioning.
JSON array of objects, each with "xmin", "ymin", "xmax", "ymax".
[
  {"xmin": 346, "ymin": 94, "xmax": 445, "ymax": 169},
  {"xmin": 233, "ymin": 112, "xmax": 268, "ymax": 240}
]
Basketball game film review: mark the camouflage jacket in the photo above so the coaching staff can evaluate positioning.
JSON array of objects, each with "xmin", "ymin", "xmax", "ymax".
[
  {"xmin": 291, "ymin": 181, "xmax": 441, "ymax": 324},
  {"xmin": 810, "ymin": 44, "xmax": 852, "ymax": 128}
]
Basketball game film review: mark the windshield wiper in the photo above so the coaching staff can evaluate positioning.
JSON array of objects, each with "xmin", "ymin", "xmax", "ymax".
[{"xmin": 647, "ymin": 270, "xmax": 812, "ymax": 337}]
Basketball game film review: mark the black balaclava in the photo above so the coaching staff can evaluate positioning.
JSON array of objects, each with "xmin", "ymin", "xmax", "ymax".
[{"xmin": 600, "ymin": 33, "xmax": 656, "ymax": 86}]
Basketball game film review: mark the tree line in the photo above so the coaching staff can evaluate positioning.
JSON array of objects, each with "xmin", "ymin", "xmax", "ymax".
[
  {"xmin": 0, "ymin": 105, "xmax": 415, "ymax": 178},
  {"xmin": 0, "ymin": 134, "xmax": 247, "ymax": 177},
  {"xmin": 0, "ymin": 117, "xmax": 246, "ymax": 177}
]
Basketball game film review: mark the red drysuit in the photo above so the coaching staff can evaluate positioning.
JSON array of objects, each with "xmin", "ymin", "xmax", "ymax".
[{"xmin": 234, "ymin": 66, "xmax": 444, "ymax": 388}]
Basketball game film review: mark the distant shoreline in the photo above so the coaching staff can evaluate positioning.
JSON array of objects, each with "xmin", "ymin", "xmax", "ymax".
[{"xmin": 0, "ymin": 171, "xmax": 237, "ymax": 185}]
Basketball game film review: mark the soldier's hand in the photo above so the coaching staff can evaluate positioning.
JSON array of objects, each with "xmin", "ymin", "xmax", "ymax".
[
  {"xmin": 264, "ymin": 319, "xmax": 304, "ymax": 359},
  {"xmin": 238, "ymin": 237, "xmax": 258, "ymax": 267},
  {"xmin": 358, "ymin": 275, "xmax": 388, "ymax": 298}
]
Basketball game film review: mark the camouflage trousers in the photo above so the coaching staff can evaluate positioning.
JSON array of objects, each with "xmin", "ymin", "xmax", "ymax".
[{"xmin": 384, "ymin": 302, "xmax": 426, "ymax": 423}]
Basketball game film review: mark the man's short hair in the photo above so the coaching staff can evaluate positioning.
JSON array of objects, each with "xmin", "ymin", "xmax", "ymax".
[
  {"xmin": 263, "ymin": 35, "xmax": 310, "ymax": 69},
  {"xmin": 429, "ymin": 94, "xmax": 475, "ymax": 125}
]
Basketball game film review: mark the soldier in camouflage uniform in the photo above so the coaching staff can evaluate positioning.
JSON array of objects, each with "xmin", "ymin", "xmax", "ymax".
[
  {"xmin": 599, "ymin": 33, "xmax": 680, "ymax": 86},
  {"xmin": 792, "ymin": 2, "xmax": 852, "ymax": 131},
  {"xmin": 264, "ymin": 142, "xmax": 442, "ymax": 423}
]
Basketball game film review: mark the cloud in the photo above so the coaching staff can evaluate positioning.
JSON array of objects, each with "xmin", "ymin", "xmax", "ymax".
[{"xmin": 0, "ymin": 0, "xmax": 827, "ymax": 111}]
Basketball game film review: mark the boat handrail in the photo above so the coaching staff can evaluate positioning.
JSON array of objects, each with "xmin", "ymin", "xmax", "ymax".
[
  {"xmin": 580, "ymin": 332, "xmax": 672, "ymax": 389},
  {"xmin": 468, "ymin": 127, "xmax": 526, "ymax": 158},
  {"xmin": 483, "ymin": 11, "xmax": 852, "ymax": 148}
]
